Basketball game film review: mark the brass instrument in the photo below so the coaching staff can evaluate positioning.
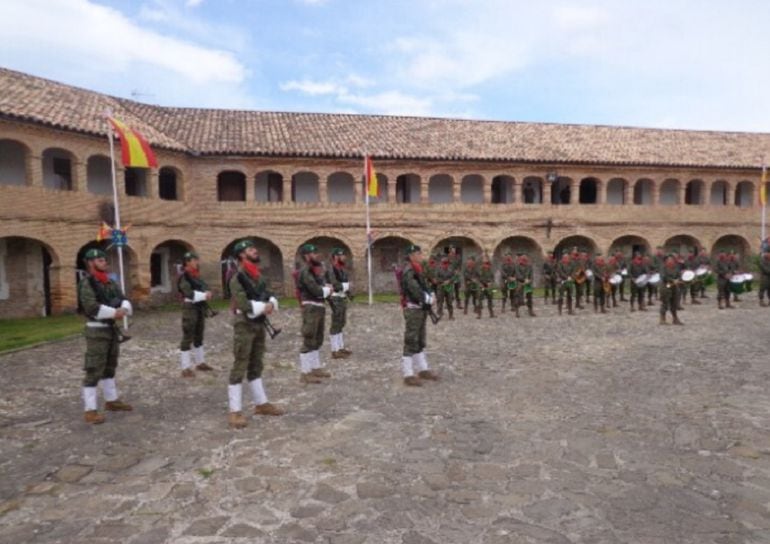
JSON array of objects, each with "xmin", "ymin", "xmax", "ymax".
[
  {"xmin": 574, "ymin": 266, "xmax": 586, "ymax": 285},
  {"xmin": 602, "ymin": 274, "xmax": 611, "ymax": 295}
]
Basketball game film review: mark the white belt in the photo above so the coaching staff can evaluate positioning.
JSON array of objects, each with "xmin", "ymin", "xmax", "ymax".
[
  {"xmin": 331, "ymin": 293, "xmax": 346, "ymax": 298},
  {"xmin": 86, "ymin": 321, "xmax": 110, "ymax": 328},
  {"xmin": 301, "ymin": 301, "xmax": 325, "ymax": 307},
  {"xmin": 183, "ymin": 298, "xmax": 195, "ymax": 303},
  {"xmin": 405, "ymin": 303, "xmax": 422, "ymax": 309}
]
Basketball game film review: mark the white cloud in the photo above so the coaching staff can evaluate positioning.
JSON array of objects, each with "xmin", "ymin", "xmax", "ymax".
[
  {"xmin": 552, "ymin": 4, "xmax": 609, "ymax": 30},
  {"xmin": 338, "ymin": 90, "xmax": 433, "ymax": 116},
  {"xmin": 186, "ymin": 0, "xmax": 205, "ymax": 6},
  {"xmin": 280, "ymin": 79, "xmax": 345, "ymax": 96}
]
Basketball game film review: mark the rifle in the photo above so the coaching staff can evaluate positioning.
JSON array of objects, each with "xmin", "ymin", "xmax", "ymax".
[
  {"xmin": 179, "ymin": 272, "xmax": 219, "ymax": 318},
  {"xmin": 235, "ymin": 272, "xmax": 282, "ymax": 339},
  {"xmin": 85, "ymin": 275, "xmax": 131, "ymax": 343},
  {"xmin": 395, "ymin": 265, "xmax": 441, "ymax": 325}
]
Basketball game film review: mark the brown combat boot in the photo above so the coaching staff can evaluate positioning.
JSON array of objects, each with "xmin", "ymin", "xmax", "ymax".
[
  {"xmin": 196, "ymin": 363, "xmax": 214, "ymax": 371},
  {"xmin": 228, "ymin": 411, "xmax": 248, "ymax": 429},
  {"xmin": 331, "ymin": 351, "xmax": 346, "ymax": 359},
  {"xmin": 254, "ymin": 402, "xmax": 285, "ymax": 416},
  {"xmin": 528, "ymin": 307, "xmax": 536, "ymax": 317},
  {"xmin": 403, "ymin": 376, "xmax": 422, "ymax": 387},
  {"xmin": 84, "ymin": 410, "xmax": 105, "ymax": 425},
  {"xmin": 300, "ymin": 373, "xmax": 323, "ymax": 384},
  {"xmin": 339, "ymin": 348, "xmax": 353, "ymax": 355},
  {"xmin": 418, "ymin": 370, "xmax": 440, "ymax": 381},
  {"xmin": 181, "ymin": 368, "xmax": 195, "ymax": 378},
  {"xmin": 659, "ymin": 315, "xmax": 668, "ymax": 325},
  {"xmin": 105, "ymin": 399, "xmax": 133, "ymax": 411},
  {"xmin": 672, "ymin": 316, "xmax": 684, "ymax": 326},
  {"xmin": 311, "ymin": 368, "xmax": 332, "ymax": 378}
]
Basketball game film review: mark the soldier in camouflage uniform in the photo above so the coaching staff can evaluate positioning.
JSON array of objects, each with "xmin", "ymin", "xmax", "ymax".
[
  {"xmin": 759, "ymin": 250, "xmax": 770, "ymax": 306},
  {"xmin": 226, "ymin": 239, "xmax": 284, "ymax": 429},
  {"xmin": 463, "ymin": 256, "xmax": 481, "ymax": 316},
  {"xmin": 435, "ymin": 255, "xmax": 456, "ymax": 320},
  {"xmin": 542, "ymin": 251, "xmax": 557, "ymax": 304},
  {"xmin": 648, "ymin": 247, "xmax": 666, "ymax": 305},
  {"xmin": 448, "ymin": 245, "xmax": 463, "ymax": 309},
  {"xmin": 514, "ymin": 253, "xmax": 536, "ymax": 317},
  {"xmin": 659, "ymin": 254, "xmax": 683, "ymax": 325},
  {"xmin": 628, "ymin": 252, "xmax": 648, "ymax": 312},
  {"xmin": 78, "ymin": 248, "xmax": 134, "ymax": 424},
  {"xmin": 714, "ymin": 251, "xmax": 734, "ymax": 309},
  {"xmin": 684, "ymin": 249, "xmax": 702, "ymax": 305},
  {"xmin": 500, "ymin": 253, "xmax": 516, "ymax": 313},
  {"xmin": 400, "ymin": 244, "xmax": 440, "ymax": 386},
  {"xmin": 296, "ymin": 243, "xmax": 333, "ymax": 383},
  {"xmin": 325, "ymin": 248, "xmax": 352, "ymax": 359},
  {"xmin": 556, "ymin": 253, "xmax": 575, "ymax": 316},
  {"xmin": 177, "ymin": 251, "xmax": 214, "ymax": 378},
  {"xmin": 477, "ymin": 255, "xmax": 496, "ymax": 318},
  {"xmin": 591, "ymin": 253, "xmax": 609, "ymax": 313},
  {"xmin": 697, "ymin": 247, "xmax": 711, "ymax": 298}
]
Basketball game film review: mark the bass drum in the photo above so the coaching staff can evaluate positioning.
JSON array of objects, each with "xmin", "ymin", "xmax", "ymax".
[
  {"xmin": 609, "ymin": 274, "xmax": 623, "ymax": 285},
  {"xmin": 681, "ymin": 270, "xmax": 695, "ymax": 283},
  {"xmin": 634, "ymin": 274, "xmax": 649, "ymax": 287},
  {"xmin": 648, "ymin": 273, "xmax": 661, "ymax": 285},
  {"xmin": 729, "ymin": 275, "xmax": 745, "ymax": 294}
]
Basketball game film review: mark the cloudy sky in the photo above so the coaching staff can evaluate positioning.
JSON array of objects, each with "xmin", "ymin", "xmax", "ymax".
[{"xmin": 0, "ymin": 0, "xmax": 768, "ymax": 131}]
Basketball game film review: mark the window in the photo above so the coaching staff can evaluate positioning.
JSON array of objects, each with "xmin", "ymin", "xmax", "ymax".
[
  {"xmin": 218, "ymin": 171, "xmax": 246, "ymax": 201},
  {"xmin": 150, "ymin": 248, "xmax": 171, "ymax": 293},
  {"xmin": 125, "ymin": 168, "xmax": 148, "ymax": 196},
  {"xmin": 159, "ymin": 168, "xmax": 178, "ymax": 200}
]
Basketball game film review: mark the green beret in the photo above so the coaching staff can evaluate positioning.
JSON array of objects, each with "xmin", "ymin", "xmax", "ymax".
[
  {"xmin": 300, "ymin": 243, "xmax": 318, "ymax": 255},
  {"xmin": 183, "ymin": 251, "xmax": 199, "ymax": 262},
  {"xmin": 232, "ymin": 239, "xmax": 254, "ymax": 257},
  {"xmin": 84, "ymin": 248, "xmax": 106, "ymax": 260},
  {"xmin": 330, "ymin": 247, "xmax": 345, "ymax": 256},
  {"xmin": 405, "ymin": 244, "xmax": 421, "ymax": 255}
]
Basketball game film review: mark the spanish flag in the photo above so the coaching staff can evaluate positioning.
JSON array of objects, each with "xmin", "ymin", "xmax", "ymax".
[
  {"xmin": 365, "ymin": 156, "xmax": 379, "ymax": 198},
  {"xmin": 96, "ymin": 222, "xmax": 112, "ymax": 242},
  {"xmin": 108, "ymin": 117, "xmax": 158, "ymax": 168}
]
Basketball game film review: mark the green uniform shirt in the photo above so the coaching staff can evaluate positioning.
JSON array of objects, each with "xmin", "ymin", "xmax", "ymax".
[{"xmin": 78, "ymin": 275, "xmax": 125, "ymax": 321}]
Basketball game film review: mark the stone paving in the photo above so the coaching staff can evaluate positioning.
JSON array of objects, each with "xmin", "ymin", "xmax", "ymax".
[{"xmin": 1, "ymin": 294, "xmax": 769, "ymax": 543}]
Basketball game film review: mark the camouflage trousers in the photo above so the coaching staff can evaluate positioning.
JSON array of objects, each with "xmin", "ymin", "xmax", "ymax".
[
  {"xmin": 301, "ymin": 304, "xmax": 326, "ymax": 353},
  {"xmin": 83, "ymin": 326, "xmax": 119, "ymax": 387},
  {"xmin": 230, "ymin": 319, "xmax": 266, "ymax": 384},
  {"xmin": 403, "ymin": 308, "xmax": 427, "ymax": 356},
  {"xmin": 328, "ymin": 297, "xmax": 347, "ymax": 335},
  {"xmin": 659, "ymin": 283, "xmax": 679, "ymax": 316},
  {"xmin": 180, "ymin": 304, "xmax": 205, "ymax": 351}
]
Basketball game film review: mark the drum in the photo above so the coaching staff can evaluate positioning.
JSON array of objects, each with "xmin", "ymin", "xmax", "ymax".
[
  {"xmin": 729, "ymin": 275, "xmax": 745, "ymax": 294},
  {"xmin": 743, "ymin": 273, "xmax": 754, "ymax": 292},
  {"xmin": 620, "ymin": 267, "xmax": 628, "ymax": 277},
  {"xmin": 585, "ymin": 269, "xmax": 594, "ymax": 280},
  {"xmin": 681, "ymin": 270, "xmax": 695, "ymax": 283},
  {"xmin": 634, "ymin": 274, "xmax": 649, "ymax": 287},
  {"xmin": 523, "ymin": 284, "xmax": 534, "ymax": 295},
  {"xmin": 695, "ymin": 265, "xmax": 709, "ymax": 278},
  {"xmin": 648, "ymin": 273, "xmax": 661, "ymax": 285},
  {"xmin": 609, "ymin": 274, "xmax": 622, "ymax": 285}
]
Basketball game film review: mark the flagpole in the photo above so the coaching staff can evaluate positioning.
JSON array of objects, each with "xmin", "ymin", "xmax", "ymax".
[
  {"xmin": 762, "ymin": 158, "xmax": 767, "ymax": 244},
  {"xmin": 106, "ymin": 115, "xmax": 129, "ymax": 331},
  {"xmin": 365, "ymin": 157, "xmax": 373, "ymax": 306}
]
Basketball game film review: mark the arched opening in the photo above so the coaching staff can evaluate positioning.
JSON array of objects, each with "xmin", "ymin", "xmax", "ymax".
[
  {"xmin": 149, "ymin": 240, "xmax": 194, "ymax": 303},
  {"xmin": 606, "ymin": 178, "xmax": 627, "ymax": 205},
  {"xmin": 327, "ymin": 171, "xmax": 355, "ymax": 204},
  {"xmin": 42, "ymin": 148, "xmax": 74, "ymax": 191},
  {"xmin": 711, "ymin": 234, "xmax": 751, "ymax": 266},
  {"xmin": 608, "ymin": 235, "xmax": 651, "ymax": 258},
  {"xmin": 291, "ymin": 171, "xmax": 320, "ymax": 203},
  {"xmin": 460, "ymin": 174, "xmax": 484, "ymax": 204},
  {"xmin": 87, "ymin": 155, "xmax": 113, "ymax": 195},
  {"xmin": 551, "ymin": 176, "xmax": 571, "ymax": 205},
  {"xmin": 710, "ymin": 180, "xmax": 729, "ymax": 206},
  {"xmin": 664, "ymin": 235, "xmax": 702, "ymax": 257},
  {"xmin": 294, "ymin": 236, "xmax": 354, "ymax": 272},
  {"xmin": 0, "ymin": 236, "xmax": 57, "ymax": 317},
  {"xmin": 491, "ymin": 175, "xmax": 514, "ymax": 204},
  {"xmin": 370, "ymin": 236, "xmax": 414, "ymax": 293},
  {"xmin": 75, "ymin": 241, "xmax": 139, "ymax": 298},
  {"xmin": 0, "ymin": 139, "xmax": 28, "ymax": 186},
  {"xmin": 428, "ymin": 174, "xmax": 453, "ymax": 204},
  {"xmin": 159, "ymin": 166, "xmax": 180, "ymax": 201},
  {"xmin": 523, "ymin": 176, "xmax": 543, "ymax": 204},
  {"xmin": 218, "ymin": 170, "xmax": 246, "ymax": 201},
  {"xmin": 578, "ymin": 177, "xmax": 599, "ymax": 204},
  {"xmin": 396, "ymin": 173, "xmax": 420, "ymax": 203},
  {"xmin": 367, "ymin": 173, "xmax": 388, "ymax": 203},
  {"xmin": 734, "ymin": 181, "xmax": 754, "ymax": 208},
  {"xmin": 633, "ymin": 179, "xmax": 653, "ymax": 205},
  {"xmin": 684, "ymin": 179, "xmax": 704, "ymax": 205},
  {"xmin": 659, "ymin": 179, "xmax": 680, "ymax": 206},
  {"xmin": 125, "ymin": 167, "xmax": 148, "ymax": 197},
  {"xmin": 430, "ymin": 236, "xmax": 483, "ymax": 266},
  {"xmin": 255, "ymin": 170, "xmax": 283, "ymax": 202},
  {"xmin": 493, "ymin": 236, "xmax": 543, "ymax": 285},
  {"xmin": 221, "ymin": 237, "xmax": 284, "ymax": 295},
  {"xmin": 554, "ymin": 235, "xmax": 598, "ymax": 258}
]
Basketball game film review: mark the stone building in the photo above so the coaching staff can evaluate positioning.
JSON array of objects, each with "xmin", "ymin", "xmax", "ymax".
[{"xmin": 0, "ymin": 67, "xmax": 768, "ymax": 317}]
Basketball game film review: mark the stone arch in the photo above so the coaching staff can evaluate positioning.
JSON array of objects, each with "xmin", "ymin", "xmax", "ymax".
[
  {"xmin": 711, "ymin": 234, "xmax": 751, "ymax": 265},
  {"xmin": 370, "ymin": 235, "xmax": 415, "ymax": 293},
  {"xmin": 75, "ymin": 241, "xmax": 140, "ymax": 298},
  {"xmin": 395, "ymin": 173, "xmax": 420, "ymax": 203},
  {"xmin": 491, "ymin": 175, "xmax": 515, "ymax": 204},
  {"xmin": 294, "ymin": 236, "xmax": 354, "ymax": 271},
  {"xmin": 220, "ymin": 236, "xmax": 284, "ymax": 295},
  {"xmin": 608, "ymin": 234, "xmax": 652, "ymax": 258},
  {"xmin": 429, "ymin": 235, "xmax": 484, "ymax": 262},
  {"xmin": 659, "ymin": 179, "xmax": 680, "ymax": 206},
  {"xmin": 327, "ymin": 171, "xmax": 355, "ymax": 204},
  {"xmin": 87, "ymin": 154, "xmax": 113, "ymax": 195},
  {"xmin": 606, "ymin": 178, "xmax": 627, "ymax": 205},
  {"xmin": 633, "ymin": 178, "xmax": 654, "ymax": 205},
  {"xmin": 217, "ymin": 170, "xmax": 246, "ymax": 201},
  {"xmin": 0, "ymin": 139, "xmax": 30, "ymax": 186},
  {"xmin": 159, "ymin": 166, "xmax": 181, "ymax": 201},
  {"xmin": 551, "ymin": 176, "xmax": 571, "ymax": 205},
  {"xmin": 148, "ymin": 239, "xmax": 195, "ymax": 303},
  {"xmin": 291, "ymin": 171, "xmax": 320, "ymax": 203},
  {"xmin": 554, "ymin": 235, "xmax": 598, "ymax": 258},
  {"xmin": 734, "ymin": 181, "xmax": 754, "ymax": 208},
  {"xmin": 578, "ymin": 177, "xmax": 600, "ymax": 204},
  {"xmin": 523, "ymin": 176, "xmax": 543, "ymax": 204},
  {"xmin": 42, "ymin": 147, "xmax": 76, "ymax": 191},
  {"xmin": 710, "ymin": 180, "xmax": 729, "ymax": 206},
  {"xmin": 460, "ymin": 174, "xmax": 484, "ymax": 204},
  {"xmin": 428, "ymin": 174, "xmax": 453, "ymax": 204},
  {"xmin": 684, "ymin": 179, "xmax": 705, "ymax": 205},
  {"xmin": 492, "ymin": 235, "xmax": 544, "ymax": 285},
  {"xmin": 663, "ymin": 234, "xmax": 702, "ymax": 256},
  {"xmin": 255, "ymin": 170, "xmax": 284, "ymax": 202},
  {"xmin": 0, "ymin": 236, "xmax": 60, "ymax": 317}
]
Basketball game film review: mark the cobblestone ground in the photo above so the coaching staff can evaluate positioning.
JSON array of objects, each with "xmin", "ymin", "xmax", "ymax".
[{"xmin": 1, "ymin": 293, "xmax": 769, "ymax": 544}]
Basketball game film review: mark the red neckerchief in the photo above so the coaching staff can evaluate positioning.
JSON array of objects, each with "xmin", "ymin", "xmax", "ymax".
[
  {"xmin": 242, "ymin": 259, "xmax": 261, "ymax": 280},
  {"xmin": 333, "ymin": 261, "xmax": 346, "ymax": 270},
  {"xmin": 311, "ymin": 265, "xmax": 324, "ymax": 277},
  {"xmin": 185, "ymin": 265, "xmax": 200, "ymax": 279},
  {"xmin": 633, "ymin": 257, "xmax": 643, "ymax": 265},
  {"xmin": 412, "ymin": 261, "xmax": 423, "ymax": 275},
  {"xmin": 92, "ymin": 270, "xmax": 110, "ymax": 284},
  {"xmin": 440, "ymin": 261, "xmax": 449, "ymax": 269},
  {"xmin": 482, "ymin": 263, "xmax": 491, "ymax": 269}
]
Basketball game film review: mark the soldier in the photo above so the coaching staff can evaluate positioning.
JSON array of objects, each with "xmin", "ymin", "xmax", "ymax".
[
  {"xmin": 478, "ymin": 255, "xmax": 496, "ymax": 318},
  {"xmin": 296, "ymin": 243, "xmax": 333, "ymax": 383},
  {"xmin": 644, "ymin": 254, "xmax": 657, "ymax": 306},
  {"xmin": 542, "ymin": 251, "xmax": 557, "ymax": 304},
  {"xmin": 326, "ymin": 248, "xmax": 352, "ymax": 359},
  {"xmin": 659, "ymin": 254, "xmax": 683, "ymax": 325},
  {"xmin": 400, "ymin": 244, "xmax": 440, "ymax": 386},
  {"xmin": 714, "ymin": 251, "xmax": 733, "ymax": 309},
  {"xmin": 226, "ymin": 239, "xmax": 284, "ymax": 429},
  {"xmin": 607, "ymin": 254, "xmax": 619, "ymax": 308},
  {"xmin": 500, "ymin": 253, "xmax": 516, "ymax": 313},
  {"xmin": 592, "ymin": 253, "xmax": 609, "ymax": 313},
  {"xmin": 448, "ymin": 245, "xmax": 463, "ymax": 309},
  {"xmin": 463, "ymin": 256, "xmax": 480, "ymax": 316},
  {"xmin": 514, "ymin": 253, "xmax": 536, "ymax": 317},
  {"xmin": 614, "ymin": 250, "xmax": 628, "ymax": 302},
  {"xmin": 649, "ymin": 246, "xmax": 666, "ymax": 305},
  {"xmin": 435, "ymin": 255, "xmax": 455, "ymax": 319},
  {"xmin": 728, "ymin": 251, "xmax": 742, "ymax": 303},
  {"xmin": 556, "ymin": 253, "xmax": 575, "ymax": 316},
  {"xmin": 697, "ymin": 247, "xmax": 711, "ymax": 298},
  {"xmin": 759, "ymin": 249, "xmax": 770, "ymax": 306},
  {"xmin": 581, "ymin": 251, "xmax": 593, "ymax": 305},
  {"xmin": 178, "ymin": 251, "xmax": 214, "ymax": 378},
  {"xmin": 628, "ymin": 251, "xmax": 648, "ymax": 312},
  {"xmin": 684, "ymin": 249, "xmax": 701, "ymax": 305},
  {"xmin": 573, "ymin": 250, "xmax": 587, "ymax": 310},
  {"xmin": 78, "ymin": 248, "xmax": 134, "ymax": 424}
]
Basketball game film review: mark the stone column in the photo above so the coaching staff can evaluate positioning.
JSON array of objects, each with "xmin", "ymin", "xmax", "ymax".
[
  {"xmin": 599, "ymin": 180, "xmax": 608, "ymax": 204},
  {"xmin": 677, "ymin": 183, "xmax": 686, "ymax": 206},
  {"xmin": 27, "ymin": 149, "xmax": 43, "ymax": 187},
  {"xmin": 726, "ymin": 183, "xmax": 736, "ymax": 206},
  {"xmin": 72, "ymin": 160, "xmax": 87, "ymax": 192},
  {"xmin": 650, "ymin": 180, "xmax": 660, "ymax": 207},
  {"xmin": 148, "ymin": 168, "xmax": 159, "ymax": 199},
  {"xmin": 452, "ymin": 175, "xmax": 461, "ymax": 203},
  {"xmin": 388, "ymin": 174, "xmax": 398, "ymax": 203},
  {"xmin": 283, "ymin": 174, "xmax": 293, "ymax": 203},
  {"xmin": 542, "ymin": 178, "xmax": 552, "ymax": 205},
  {"xmin": 420, "ymin": 175, "xmax": 429, "ymax": 204},
  {"xmin": 49, "ymin": 264, "xmax": 78, "ymax": 313},
  {"xmin": 623, "ymin": 181, "xmax": 633, "ymax": 205},
  {"xmin": 318, "ymin": 177, "xmax": 329, "ymax": 204},
  {"xmin": 482, "ymin": 175, "xmax": 491, "ymax": 204},
  {"xmin": 569, "ymin": 179, "xmax": 578, "ymax": 204},
  {"xmin": 354, "ymin": 172, "xmax": 363, "ymax": 204}
]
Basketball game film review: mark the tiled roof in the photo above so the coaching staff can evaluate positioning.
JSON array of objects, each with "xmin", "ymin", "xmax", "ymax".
[{"xmin": 1, "ymin": 67, "xmax": 768, "ymax": 169}]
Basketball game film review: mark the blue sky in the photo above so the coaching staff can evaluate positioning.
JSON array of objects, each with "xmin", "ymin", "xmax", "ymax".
[{"xmin": 0, "ymin": 0, "xmax": 768, "ymax": 131}]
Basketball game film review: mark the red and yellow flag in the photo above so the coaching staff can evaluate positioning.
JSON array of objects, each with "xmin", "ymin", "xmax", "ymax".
[
  {"xmin": 365, "ymin": 156, "xmax": 379, "ymax": 198},
  {"xmin": 96, "ymin": 222, "xmax": 112, "ymax": 242},
  {"xmin": 108, "ymin": 117, "xmax": 158, "ymax": 168}
]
